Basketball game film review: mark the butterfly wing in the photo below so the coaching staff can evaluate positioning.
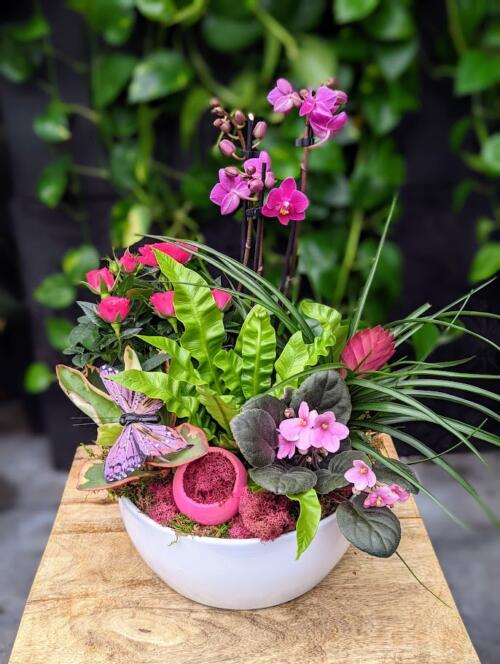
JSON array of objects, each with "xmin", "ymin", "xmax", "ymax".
[
  {"xmin": 99, "ymin": 365, "xmax": 164, "ymax": 415},
  {"xmin": 133, "ymin": 423, "xmax": 189, "ymax": 457},
  {"xmin": 104, "ymin": 425, "xmax": 145, "ymax": 481}
]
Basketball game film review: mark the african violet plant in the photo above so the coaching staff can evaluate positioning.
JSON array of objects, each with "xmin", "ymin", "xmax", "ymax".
[{"xmin": 57, "ymin": 80, "xmax": 500, "ymax": 563}]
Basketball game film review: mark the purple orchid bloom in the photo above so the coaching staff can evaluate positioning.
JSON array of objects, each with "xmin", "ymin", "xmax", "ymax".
[{"xmin": 210, "ymin": 169, "xmax": 252, "ymax": 215}]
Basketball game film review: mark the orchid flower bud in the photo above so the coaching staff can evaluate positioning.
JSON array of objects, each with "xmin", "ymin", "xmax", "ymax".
[
  {"xmin": 224, "ymin": 166, "xmax": 240, "ymax": 177},
  {"xmin": 219, "ymin": 139, "xmax": 236, "ymax": 157},
  {"xmin": 246, "ymin": 165, "xmax": 256, "ymax": 175},
  {"xmin": 209, "ymin": 97, "xmax": 221, "ymax": 108},
  {"xmin": 233, "ymin": 110, "xmax": 245, "ymax": 127},
  {"xmin": 213, "ymin": 118, "xmax": 223, "ymax": 128},
  {"xmin": 253, "ymin": 121, "xmax": 267, "ymax": 139},
  {"xmin": 220, "ymin": 121, "xmax": 231, "ymax": 134},
  {"xmin": 249, "ymin": 179, "xmax": 264, "ymax": 193}
]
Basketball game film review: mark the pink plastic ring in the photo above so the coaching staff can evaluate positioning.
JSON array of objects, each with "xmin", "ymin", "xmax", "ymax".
[{"xmin": 172, "ymin": 448, "xmax": 247, "ymax": 526}]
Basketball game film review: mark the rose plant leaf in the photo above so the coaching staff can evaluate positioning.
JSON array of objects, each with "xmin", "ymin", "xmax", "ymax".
[
  {"xmin": 237, "ymin": 304, "xmax": 276, "ymax": 399},
  {"xmin": 242, "ymin": 394, "xmax": 286, "ymax": 426},
  {"xmin": 316, "ymin": 449, "xmax": 371, "ymax": 494},
  {"xmin": 249, "ymin": 464, "xmax": 317, "ymax": 495},
  {"xmin": 148, "ymin": 423, "xmax": 209, "ymax": 468},
  {"xmin": 291, "ymin": 370, "xmax": 352, "ymax": 423},
  {"xmin": 287, "ymin": 489, "xmax": 322, "ymax": 559},
  {"xmin": 336, "ymin": 494, "xmax": 401, "ymax": 557},
  {"xmin": 56, "ymin": 365, "xmax": 121, "ymax": 425},
  {"xmin": 77, "ymin": 460, "xmax": 157, "ymax": 491},
  {"xmin": 230, "ymin": 408, "xmax": 277, "ymax": 468}
]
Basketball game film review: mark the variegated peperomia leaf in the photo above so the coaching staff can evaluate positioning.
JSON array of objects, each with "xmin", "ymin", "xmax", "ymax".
[
  {"xmin": 77, "ymin": 460, "xmax": 161, "ymax": 491},
  {"xmin": 56, "ymin": 365, "xmax": 121, "ymax": 425}
]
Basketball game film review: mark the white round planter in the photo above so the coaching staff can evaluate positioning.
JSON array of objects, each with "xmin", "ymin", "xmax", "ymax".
[{"xmin": 119, "ymin": 497, "xmax": 350, "ymax": 610}]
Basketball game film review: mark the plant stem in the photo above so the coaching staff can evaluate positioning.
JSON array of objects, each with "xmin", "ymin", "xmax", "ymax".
[
  {"xmin": 333, "ymin": 208, "xmax": 364, "ymax": 305},
  {"xmin": 72, "ymin": 164, "xmax": 110, "ymax": 179},
  {"xmin": 445, "ymin": 0, "xmax": 467, "ymax": 54},
  {"xmin": 253, "ymin": 162, "xmax": 267, "ymax": 274}
]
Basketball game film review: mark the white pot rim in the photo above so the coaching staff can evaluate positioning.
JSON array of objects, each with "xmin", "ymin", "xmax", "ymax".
[{"xmin": 120, "ymin": 496, "xmax": 339, "ymax": 548}]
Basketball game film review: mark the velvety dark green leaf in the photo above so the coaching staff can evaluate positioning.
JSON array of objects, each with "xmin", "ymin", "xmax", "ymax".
[
  {"xmin": 202, "ymin": 14, "xmax": 262, "ymax": 52},
  {"xmin": 336, "ymin": 494, "xmax": 401, "ymax": 557},
  {"xmin": 411, "ymin": 323, "xmax": 440, "ymax": 360},
  {"xmin": 481, "ymin": 133, "xmax": 500, "ymax": 175},
  {"xmin": 242, "ymin": 395, "xmax": 286, "ymax": 426},
  {"xmin": 374, "ymin": 39, "xmax": 417, "ymax": 80},
  {"xmin": 136, "ymin": 0, "xmax": 176, "ymax": 23},
  {"xmin": 34, "ymin": 273, "xmax": 76, "ymax": 309},
  {"xmin": 455, "ymin": 49, "xmax": 500, "ymax": 95},
  {"xmin": 62, "ymin": 244, "xmax": 100, "ymax": 282},
  {"xmin": 287, "ymin": 489, "xmax": 322, "ymax": 558},
  {"xmin": 56, "ymin": 364, "xmax": 121, "ymax": 425},
  {"xmin": 373, "ymin": 458, "xmax": 419, "ymax": 494},
  {"xmin": 33, "ymin": 100, "xmax": 71, "ymax": 142},
  {"xmin": 92, "ymin": 53, "xmax": 137, "ymax": 107},
  {"xmin": 334, "ymin": 0, "xmax": 380, "ymax": 23},
  {"xmin": 469, "ymin": 243, "xmax": 500, "ymax": 282},
  {"xmin": 36, "ymin": 157, "xmax": 69, "ymax": 208},
  {"xmin": 363, "ymin": 0, "xmax": 415, "ymax": 41},
  {"xmin": 230, "ymin": 408, "xmax": 277, "ymax": 467},
  {"xmin": 24, "ymin": 362, "xmax": 54, "ymax": 394},
  {"xmin": 316, "ymin": 450, "xmax": 372, "ymax": 494},
  {"xmin": 250, "ymin": 464, "xmax": 317, "ymax": 495},
  {"xmin": 128, "ymin": 50, "xmax": 192, "ymax": 103},
  {"xmin": 46, "ymin": 317, "xmax": 73, "ymax": 351},
  {"xmin": 291, "ymin": 370, "xmax": 352, "ymax": 423}
]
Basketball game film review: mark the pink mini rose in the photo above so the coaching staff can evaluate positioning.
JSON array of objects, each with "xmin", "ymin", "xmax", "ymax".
[
  {"xmin": 150, "ymin": 291, "xmax": 175, "ymax": 318},
  {"xmin": 363, "ymin": 485, "xmax": 400, "ymax": 509},
  {"xmin": 86, "ymin": 268, "xmax": 115, "ymax": 294},
  {"xmin": 212, "ymin": 288, "xmax": 232, "ymax": 311},
  {"xmin": 267, "ymin": 78, "xmax": 302, "ymax": 114},
  {"xmin": 262, "ymin": 177, "xmax": 309, "ymax": 226},
  {"xmin": 310, "ymin": 411, "xmax": 349, "ymax": 453},
  {"xmin": 278, "ymin": 401, "xmax": 317, "ymax": 452},
  {"xmin": 210, "ymin": 169, "xmax": 252, "ymax": 215},
  {"xmin": 344, "ymin": 460, "xmax": 377, "ymax": 492},
  {"xmin": 120, "ymin": 251, "xmax": 137, "ymax": 273},
  {"xmin": 340, "ymin": 326, "xmax": 395, "ymax": 377},
  {"xmin": 97, "ymin": 296, "xmax": 130, "ymax": 323},
  {"xmin": 137, "ymin": 242, "xmax": 196, "ymax": 267}
]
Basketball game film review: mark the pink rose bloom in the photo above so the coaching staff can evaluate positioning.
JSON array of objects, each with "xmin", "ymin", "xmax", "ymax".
[
  {"xmin": 267, "ymin": 78, "xmax": 302, "ymax": 114},
  {"xmin": 137, "ymin": 241, "xmax": 196, "ymax": 267},
  {"xmin": 340, "ymin": 325, "xmax": 395, "ymax": 377},
  {"xmin": 120, "ymin": 251, "xmax": 136, "ymax": 273},
  {"xmin": 212, "ymin": 288, "xmax": 232, "ymax": 312},
  {"xmin": 150, "ymin": 291, "xmax": 175, "ymax": 318},
  {"xmin": 86, "ymin": 268, "xmax": 115, "ymax": 294},
  {"xmin": 278, "ymin": 401, "xmax": 317, "ymax": 452},
  {"xmin": 364, "ymin": 485, "xmax": 400, "ymax": 509},
  {"xmin": 210, "ymin": 169, "xmax": 252, "ymax": 215},
  {"xmin": 390, "ymin": 484, "xmax": 410, "ymax": 503},
  {"xmin": 262, "ymin": 177, "xmax": 309, "ymax": 226},
  {"xmin": 243, "ymin": 151, "xmax": 276, "ymax": 191},
  {"xmin": 97, "ymin": 296, "xmax": 130, "ymax": 323},
  {"xmin": 344, "ymin": 460, "xmax": 377, "ymax": 492},
  {"xmin": 310, "ymin": 411, "xmax": 349, "ymax": 453},
  {"xmin": 276, "ymin": 433, "xmax": 296, "ymax": 460}
]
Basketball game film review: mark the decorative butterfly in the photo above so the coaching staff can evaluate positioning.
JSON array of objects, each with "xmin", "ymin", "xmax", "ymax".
[{"xmin": 99, "ymin": 366, "xmax": 189, "ymax": 482}]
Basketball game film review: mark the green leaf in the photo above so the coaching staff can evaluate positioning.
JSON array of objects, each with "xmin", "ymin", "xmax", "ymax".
[
  {"xmin": 34, "ymin": 273, "xmax": 76, "ymax": 309},
  {"xmin": 230, "ymin": 408, "xmax": 277, "ymax": 467},
  {"xmin": 373, "ymin": 458, "xmax": 419, "ymax": 494},
  {"xmin": 128, "ymin": 50, "xmax": 192, "ymax": 103},
  {"xmin": 336, "ymin": 494, "xmax": 401, "ymax": 557},
  {"xmin": 334, "ymin": 0, "xmax": 380, "ymax": 23},
  {"xmin": 138, "ymin": 335, "xmax": 204, "ymax": 385},
  {"xmin": 291, "ymin": 370, "xmax": 352, "ymax": 424},
  {"xmin": 469, "ymin": 243, "xmax": 500, "ymax": 282},
  {"xmin": 70, "ymin": 0, "xmax": 135, "ymax": 46},
  {"xmin": 46, "ymin": 317, "xmax": 73, "ymax": 351},
  {"xmin": 250, "ymin": 464, "xmax": 317, "ymax": 495},
  {"xmin": 56, "ymin": 365, "xmax": 121, "ymax": 425},
  {"xmin": 0, "ymin": 29, "xmax": 36, "ymax": 82},
  {"xmin": 481, "ymin": 133, "xmax": 500, "ymax": 175},
  {"xmin": 77, "ymin": 461, "xmax": 153, "ymax": 491},
  {"xmin": 237, "ymin": 304, "xmax": 276, "ymax": 400},
  {"xmin": 291, "ymin": 36, "xmax": 337, "ymax": 87},
  {"xmin": 13, "ymin": 14, "xmax": 50, "ymax": 41},
  {"xmin": 62, "ymin": 244, "xmax": 100, "ymax": 283},
  {"xmin": 363, "ymin": 94, "xmax": 400, "ymax": 135},
  {"xmin": 150, "ymin": 423, "xmax": 209, "ymax": 467},
  {"xmin": 202, "ymin": 13, "xmax": 262, "ymax": 52},
  {"xmin": 110, "ymin": 143, "xmax": 138, "ymax": 189},
  {"xmin": 411, "ymin": 323, "xmax": 440, "ymax": 360},
  {"xmin": 180, "ymin": 86, "xmax": 211, "ymax": 149},
  {"xmin": 288, "ymin": 489, "xmax": 322, "ymax": 559},
  {"xmin": 95, "ymin": 423, "xmax": 123, "ymax": 448},
  {"xmin": 36, "ymin": 157, "xmax": 69, "ymax": 208},
  {"xmin": 241, "ymin": 394, "xmax": 285, "ymax": 425},
  {"xmin": 363, "ymin": 0, "xmax": 415, "ymax": 41},
  {"xmin": 24, "ymin": 362, "xmax": 54, "ymax": 394},
  {"xmin": 154, "ymin": 251, "xmax": 225, "ymax": 388},
  {"xmin": 374, "ymin": 39, "xmax": 417, "ymax": 81},
  {"xmin": 315, "ymin": 450, "xmax": 372, "ymax": 494},
  {"xmin": 455, "ymin": 49, "xmax": 500, "ymax": 95},
  {"xmin": 214, "ymin": 349, "xmax": 244, "ymax": 401},
  {"xmin": 92, "ymin": 53, "xmax": 137, "ymax": 108},
  {"xmin": 33, "ymin": 101, "xmax": 71, "ymax": 143},
  {"xmin": 197, "ymin": 387, "xmax": 239, "ymax": 433},
  {"xmin": 136, "ymin": 0, "xmax": 176, "ymax": 23}
]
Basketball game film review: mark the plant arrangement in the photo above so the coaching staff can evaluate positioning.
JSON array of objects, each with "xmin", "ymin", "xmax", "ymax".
[{"xmin": 57, "ymin": 80, "xmax": 499, "ymax": 581}]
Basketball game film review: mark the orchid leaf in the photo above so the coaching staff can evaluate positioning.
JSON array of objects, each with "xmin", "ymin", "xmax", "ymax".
[
  {"xmin": 249, "ymin": 464, "xmax": 317, "ymax": 495},
  {"xmin": 336, "ymin": 495, "xmax": 401, "ymax": 557},
  {"xmin": 237, "ymin": 304, "xmax": 276, "ymax": 399},
  {"xmin": 56, "ymin": 365, "xmax": 121, "ymax": 425},
  {"xmin": 230, "ymin": 408, "xmax": 277, "ymax": 467},
  {"xmin": 77, "ymin": 460, "xmax": 157, "ymax": 491},
  {"xmin": 288, "ymin": 489, "xmax": 322, "ymax": 559},
  {"xmin": 291, "ymin": 370, "xmax": 352, "ymax": 424},
  {"xmin": 149, "ymin": 423, "xmax": 209, "ymax": 468}
]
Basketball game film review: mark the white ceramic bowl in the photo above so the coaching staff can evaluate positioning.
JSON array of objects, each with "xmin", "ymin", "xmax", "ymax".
[{"xmin": 119, "ymin": 497, "xmax": 350, "ymax": 609}]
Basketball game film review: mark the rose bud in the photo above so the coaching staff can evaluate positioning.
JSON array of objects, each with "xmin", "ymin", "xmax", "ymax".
[
  {"xmin": 249, "ymin": 179, "xmax": 264, "ymax": 193},
  {"xmin": 233, "ymin": 110, "xmax": 246, "ymax": 127},
  {"xmin": 97, "ymin": 296, "xmax": 130, "ymax": 323},
  {"xmin": 219, "ymin": 139, "xmax": 236, "ymax": 157},
  {"xmin": 224, "ymin": 166, "xmax": 240, "ymax": 177},
  {"xmin": 212, "ymin": 288, "xmax": 232, "ymax": 312},
  {"xmin": 86, "ymin": 268, "xmax": 115, "ymax": 294},
  {"xmin": 253, "ymin": 121, "xmax": 267, "ymax": 139},
  {"xmin": 220, "ymin": 121, "xmax": 231, "ymax": 134},
  {"xmin": 119, "ymin": 251, "xmax": 136, "ymax": 273},
  {"xmin": 150, "ymin": 291, "xmax": 175, "ymax": 318}
]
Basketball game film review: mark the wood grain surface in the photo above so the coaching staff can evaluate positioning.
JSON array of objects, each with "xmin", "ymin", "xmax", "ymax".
[{"xmin": 9, "ymin": 437, "xmax": 479, "ymax": 664}]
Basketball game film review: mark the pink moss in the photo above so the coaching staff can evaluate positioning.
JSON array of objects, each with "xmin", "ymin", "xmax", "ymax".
[
  {"xmin": 183, "ymin": 453, "xmax": 236, "ymax": 505},
  {"xmin": 237, "ymin": 488, "xmax": 295, "ymax": 541},
  {"xmin": 228, "ymin": 515, "xmax": 255, "ymax": 539},
  {"xmin": 147, "ymin": 482, "xmax": 179, "ymax": 525}
]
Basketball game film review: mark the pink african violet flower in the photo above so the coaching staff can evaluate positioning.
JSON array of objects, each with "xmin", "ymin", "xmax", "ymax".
[
  {"xmin": 363, "ymin": 485, "xmax": 400, "ymax": 509},
  {"xmin": 267, "ymin": 78, "xmax": 302, "ymax": 114},
  {"xmin": 262, "ymin": 177, "xmax": 309, "ymax": 226},
  {"xmin": 212, "ymin": 288, "xmax": 232, "ymax": 312},
  {"xmin": 340, "ymin": 325, "xmax": 395, "ymax": 377},
  {"xmin": 86, "ymin": 268, "xmax": 115, "ymax": 294},
  {"xmin": 390, "ymin": 484, "xmax": 410, "ymax": 503},
  {"xmin": 150, "ymin": 291, "xmax": 175, "ymax": 318},
  {"xmin": 279, "ymin": 401, "xmax": 317, "ymax": 451},
  {"xmin": 210, "ymin": 169, "xmax": 252, "ymax": 215},
  {"xmin": 243, "ymin": 151, "xmax": 276, "ymax": 191},
  {"xmin": 137, "ymin": 242, "xmax": 196, "ymax": 267},
  {"xmin": 276, "ymin": 433, "xmax": 296, "ymax": 460},
  {"xmin": 97, "ymin": 296, "xmax": 130, "ymax": 323},
  {"xmin": 120, "ymin": 251, "xmax": 136, "ymax": 273},
  {"xmin": 310, "ymin": 411, "xmax": 349, "ymax": 453},
  {"xmin": 344, "ymin": 460, "xmax": 377, "ymax": 492}
]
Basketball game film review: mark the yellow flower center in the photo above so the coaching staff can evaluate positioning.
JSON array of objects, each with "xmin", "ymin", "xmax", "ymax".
[
  {"xmin": 359, "ymin": 467, "xmax": 368, "ymax": 475},
  {"xmin": 375, "ymin": 497, "xmax": 383, "ymax": 507},
  {"xmin": 321, "ymin": 422, "xmax": 329, "ymax": 430},
  {"xmin": 299, "ymin": 418, "xmax": 307, "ymax": 426},
  {"xmin": 279, "ymin": 201, "xmax": 290, "ymax": 216}
]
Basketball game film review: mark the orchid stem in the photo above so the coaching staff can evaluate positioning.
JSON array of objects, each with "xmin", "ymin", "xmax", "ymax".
[{"xmin": 333, "ymin": 208, "xmax": 364, "ymax": 306}]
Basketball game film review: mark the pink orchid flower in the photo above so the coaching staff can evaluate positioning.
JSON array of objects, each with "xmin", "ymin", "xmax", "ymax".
[
  {"xmin": 97, "ymin": 296, "xmax": 130, "ymax": 323},
  {"xmin": 340, "ymin": 325, "xmax": 395, "ymax": 377},
  {"xmin": 86, "ymin": 267, "xmax": 115, "ymax": 294},
  {"xmin": 310, "ymin": 411, "xmax": 349, "ymax": 453},
  {"xmin": 212, "ymin": 288, "xmax": 232, "ymax": 311},
  {"xmin": 278, "ymin": 401, "xmax": 317, "ymax": 451},
  {"xmin": 267, "ymin": 78, "xmax": 302, "ymax": 114},
  {"xmin": 243, "ymin": 151, "xmax": 276, "ymax": 191},
  {"xmin": 150, "ymin": 291, "xmax": 175, "ymax": 318},
  {"xmin": 299, "ymin": 86, "xmax": 348, "ymax": 139},
  {"xmin": 363, "ymin": 485, "xmax": 400, "ymax": 509},
  {"xmin": 262, "ymin": 177, "xmax": 309, "ymax": 226},
  {"xmin": 210, "ymin": 169, "xmax": 252, "ymax": 215},
  {"xmin": 276, "ymin": 434, "xmax": 297, "ymax": 460},
  {"xmin": 344, "ymin": 460, "xmax": 377, "ymax": 492},
  {"xmin": 299, "ymin": 87, "xmax": 347, "ymax": 117}
]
